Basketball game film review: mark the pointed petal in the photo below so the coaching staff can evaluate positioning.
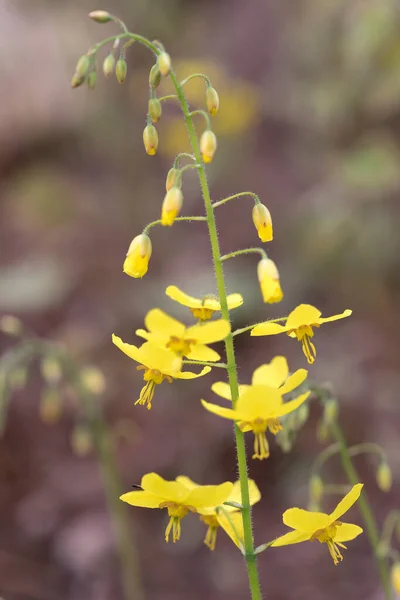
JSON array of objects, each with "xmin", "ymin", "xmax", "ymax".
[
  {"xmin": 175, "ymin": 475, "xmax": 199, "ymax": 490},
  {"xmin": 279, "ymin": 369, "xmax": 308, "ymax": 394},
  {"xmin": 120, "ymin": 490, "xmax": 162, "ymax": 508},
  {"xmin": 187, "ymin": 481, "xmax": 233, "ymax": 509},
  {"xmin": 187, "ymin": 319, "xmax": 230, "ymax": 344},
  {"xmin": 236, "ymin": 386, "xmax": 283, "ymax": 420},
  {"xmin": 112, "ymin": 335, "xmax": 147, "ymax": 366},
  {"xmin": 165, "ymin": 285, "xmax": 201, "ymax": 309},
  {"xmin": 270, "ymin": 529, "xmax": 312, "ymax": 547},
  {"xmin": 252, "ymin": 357, "xmax": 288, "ymax": 388},
  {"xmin": 227, "ymin": 479, "xmax": 261, "ymax": 509},
  {"xmin": 334, "ymin": 523, "xmax": 363, "ymax": 542},
  {"xmin": 201, "ymin": 399, "xmax": 239, "ymax": 421},
  {"xmin": 141, "ymin": 473, "xmax": 189, "ymax": 504},
  {"xmin": 135, "ymin": 328, "xmax": 151, "ymax": 341},
  {"xmin": 217, "ymin": 510, "xmax": 245, "ymax": 549},
  {"xmin": 318, "ymin": 309, "xmax": 352, "ymax": 324},
  {"xmin": 187, "ymin": 344, "xmax": 221, "ymax": 362},
  {"xmin": 329, "ymin": 484, "xmax": 363, "ymax": 523},
  {"xmin": 226, "ymin": 293, "xmax": 244, "ymax": 310},
  {"xmin": 274, "ymin": 392, "xmax": 310, "ymax": 418},
  {"xmin": 211, "ymin": 382, "xmax": 249, "ymax": 401},
  {"xmin": 175, "ymin": 366, "xmax": 211, "ymax": 379},
  {"xmin": 286, "ymin": 304, "xmax": 321, "ymax": 329},
  {"xmin": 282, "ymin": 508, "xmax": 330, "ymax": 531},
  {"xmin": 145, "ymin": 309, "xmax": 185, "ymax": 337},
  {"xmin": 251, "ymin": 322, "xmax": 288, "ymax": 336}
]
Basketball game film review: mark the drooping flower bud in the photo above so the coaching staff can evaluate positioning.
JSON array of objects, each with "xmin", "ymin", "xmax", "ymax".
[
  {"xmin": 123, "ymin": 234, "xmax": 152, "ymax": 278},
  {"xmin": 89, "ymin": 10, "xmax": 112, "ymax": 23},
  {"xmin": 71, "ymin": 424, "xmax": 93, "ymax": 456},
  {"xmin": 148, "ymin": 98, "xmax": 162, "ymax": 123},
  {"xmin": 257, "ymin": 258, "xmax": 283, "ymax": 303},
  {"xmin": 149, "ymin": 64, "xmax": 161, "ymax": 88},
  {"xmin": 71, "ymin": 73, "xmax": 86, "ymax": 89},
  {"xmin": 391, "ymin": 563, "xmax": 400, "ymax": 594},
  {"xmin": 75, "ymin": 55, "xmax": 91, "ymax": 78},
  {"xmin": 161, "ymin": 187, "xmax": 183, "ymax": 226},
  {"xmin": 40, "ymin": 357, "xmax": 62, "ymax": 385},
  {"xmin": 157, "ymin": 52, "xmax": 171, "ymax": 77},
  {"xmin": 165, "ymin": 167, "xmax": 182, "ymax": 191},
  {"xmin": 376, "ymin": 462, "xmax": 392, "ymax": 492},
  {"xmin": 143, "ymin": 124, "xmax": 159, "ymax": 155},
  {"xmin": 323, "ymin": 398, "xmax": 339, "ymax": 425},
  {"xmin": 39, "ymin": 389, "xmax": 62, "ymax": 424},
  {"xmin": 309, "ymin": 475, "xmax": 324, "ymax": 503},
  {"xmin": 115, "ymin": 58, "xmax": 127, "ymax": 83},
  {"xmin": 87, "ymin": 71, "xmax": 97, "ymax": 90},
  {"xmin": 0, "ymin": 315, "xmax": 22, "ymax": 336},
  {"xmin": 200, "ymin": 130, "xmax": 217, "ymax": 163},
  {"xmin": 252, "ymin": 203, "xmax": 273, "ymax": 242},
  {"xmin": 103, "ymin": 53, "xmax": 116, "ymax": 77},
  {"xmin": 206, "ymin": 86, "xmax": 220, "ymax": 116},
  {"xmin": 80, "ymin": 366, "xmax": 106, "ymax": 395}
]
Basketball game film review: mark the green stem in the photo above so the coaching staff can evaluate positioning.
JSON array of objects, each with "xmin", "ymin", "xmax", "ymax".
[
  {"xmin": 188, "ymin": 109, "xmax": 211, "ymax": 130},
  {"xmin": 143, "ymin": 215, "xmax": 206, "ymax": 234},
  {"xmin": 159, "ymin": 94, "xmax": 178, "ymax": 102},
  {"xmin": 221, "ymin": 248, "xmax": 267, "ymax": 262},
  {"xmin": 180, "ymin": 73, "xmax": 211, "ymax": 88},
  {"xmin": 213, "ymin": 192, "xmax": 260, "ymax": 209},
  {"xmin": 182, "ymin": 360, "xmax": 227, "ymax": 369},
  {"xmin": 169, "ymin": 69, "xmax": 262, "ymax": 600},
  {"xmin": 232, "ymin": 317, "xmax": 287, "ymax": 337},
  {"xmin": 174, "ymin": 152, "xmax": 196, "ymax": 167}
]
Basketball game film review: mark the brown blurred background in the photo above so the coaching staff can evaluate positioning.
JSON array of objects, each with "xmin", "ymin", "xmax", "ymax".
[{"xmin": 1, "ymin": 0, "xmax": 400, "ymax": 599}]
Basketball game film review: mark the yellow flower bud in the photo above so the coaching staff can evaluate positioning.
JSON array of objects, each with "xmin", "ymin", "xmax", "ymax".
[
  {"xmin": 148, "ymin": 98, "xmax": 162, "ymax": 123},
  {"xmin": 376, "ymin": 462, "xmax": 392, "ymax": 492},
  {"xmin": 71, "ymin": 424, "xmax": 93, "ymax": 456},
  {"xmin": 88, "ymin": 10, "xmax": 112, "ymax": 23},
  {"xmin": 206, "ymin": 86, "xmax": 220, "ymax": 116},
  {"xmin": 323, "ymin": 398, "xmax": 339, "ymax": 425},
  {"xmin": 143, "ymin": 124, "xmax": 159, "ymax": 155},
  {"xmin": 103, "ymin": 54, "xmax": 116, "ymax": 77},
  {"xmin": 157, "ymin": 52, "xmax": 171, "ymax": 77},
  {"xmin": 165, "ymin": 167, "xmax": 182, "ymax": 191},
  {"xmin": 252, "ymin": 203, "xmax": 273, "ymax": 242},
  {"xmin": 123, "ymin": 234, "xmax": 152, "ymax": 278},
  {"xmin": 200, "ymin": 130, "xmax": 217, "ymax": 163},
  {"xmin": 40, "ymin": 357, "xmax": 62, "ymax": 385},
  {"xmin": 161, "ymin": 187, "xmax": 183, "ymax": 226},
  {"xmin": 75, "ymin": 55, "xmax": 91, "ymax": 78},
  {"xmin": 87, "ymin": 71, "xmax": 97, "ymax": 90},
  {"xmin": 0, "ymin": 315, "xmax": 22, "ymax": 336},
  {"xmin": 115, "ymin": 58, "xmax": 127, "ymax": 83},
  {"xmin": 80, "ymin": 366, "xmax": 106, "ymax": 395},
  {"xmin": 391, "ymin": 563, "xmax": 400, "ymax": 594},
  {"xmin": 317, "ymin": 420, "xmax": 330, "ymax": 442},
  {"xmin": 39, "ymin": 389, "xmax": 62, "ymax": 425},
  {"xmin": 149, "ymin": 64, "xmax": 161, "ymax": 88},
  {"xmin": 309, "ymin": 475, "xmax": 324, "ymax": 503},
  {"xmin": 257, "ymin": 258, "xmax": 283, "ymax": 303}
]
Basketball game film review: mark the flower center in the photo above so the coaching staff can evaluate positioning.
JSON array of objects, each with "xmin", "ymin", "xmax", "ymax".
[
  {"xmin": 239, "ymin": 419, "xmax": 270, "ymax": 460},
  {"xmin": 159, "ymin": 502, "xmax": 194, "ymax": 543},
  {"xmin": 167, "ymin": 336, "xmax": 195, "ymax": 355},
  {"xmin": 292, "ymin": 325, "xmax": 317, "ymax": 364},
  {"xmin": 266, "ymin": 417, "xmax": 283, "ymax": 435},
  {"xmin": 310, "ymin": 522, "xmax": 345, "ymax": 565},
  {"xmin": 135, "ymin": 367, "xmax": 172, "ymax": 409},
  {"xmin": 200, "ymin": 514, "xmax": 220, "ymax": 550},
  {"xmin": 190, "ymin": 307, "xmax": 216, "ymax": 321}
]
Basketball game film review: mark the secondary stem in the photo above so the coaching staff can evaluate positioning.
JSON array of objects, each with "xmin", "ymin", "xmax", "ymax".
[{"xmin": 169, "ymin": 70, "xmax": 262, "ymax": 600}]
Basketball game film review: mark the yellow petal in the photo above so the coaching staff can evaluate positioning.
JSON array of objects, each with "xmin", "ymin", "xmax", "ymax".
[
  {"xmin": 201, "ymin": 399, "xmax": 240, "ymax": 421},
  {"xmin": 186, "ymin": 481, "xmax": 233, "ymax": 509},
  {"xmin": 334, "ymin": 523, "xmax": 363, "ymax": 543},
  {"xmin": 211, "ymin": 381, "xmax": 249, "ymax": 400},
  {"xmin": 123, "ymin": 253, "xmax": 148, "ymax": 278},
  {"xmin": 236, "ymin": 386, "xmax": 282, "ymax": 421},
  {"xmin": 112, "ymin": 335, "xmax": 148, "ymax": 366},
  {"xmin": 141, "ymin": 473, "xmax": 189, "ymax": 504},
  {"xmin": 286, "ymin": 304, "xmax": 322, "ymax": 329},
  {"xmin": 226, "ymin": 293, "xmax": 244, "ymax": 310},
  {"xmin": 274, "ymin": 391, "xmax": 310, "ymax": 418},
  {"xmin": 328, "ymin": 483, "xmax": 363, "ymax": 523},
  {"xmin": 120, "ymin": 490, "xmax": 162, "ymax": 508},
  {"xmin": 227, "ymin": 479, "xmax": 261, "ymax": 509},
  {"xmin": 217, "ymin": 510, "xmax": 245, "ymax": 549},
  {"xmin": 175, "ymin": 366, "xmax": 211, "ymax": 379},
  {"xmin": 186, "ymin": 344, "xmax": 221, "ymax": 362},
  {"xmin": 279, "ymin": 369, "xmax": 308, "ymax": 394},
  {"xmin": 187, "ymin": 319, "xmax": 230, "ymax": 344},
  {"xmin": 251, "ymin": 356, "xmax": 288, "ymax": 388},
  {"xmin": 270, "ymin": 530, "xmax": 312, "ymax": 546},
  {"xmin": 165, "ymin": 285, "xmax": 201, "ymax": 309},
  {"xmin": 250, "ymin": 322, "xmax": 288, "ymax": 336},
  {"xmin": 318, "ymin": 309, "xmax": 352, "ymax": 325},
  {"xmin": 145, "ymin": 309, "xmax": 185, "ymax": 337},
  {"xmin": 283, "ymin": 508, "xmax": 330, "ymax": 531},
  {"xmin": 175, "ymin": 475, "xmax": 199, "ymax": 490}
]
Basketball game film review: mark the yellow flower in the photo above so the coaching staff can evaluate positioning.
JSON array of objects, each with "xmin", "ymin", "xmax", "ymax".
[
  {"xmin": 161, "ymin": 187, "xmax": 183, "ymax": 226},
  {"xmin": 392, "ymin": 562, "xmax": 400, "ymax": 594},
  {"xmin": 202, "ymin": 386, "xmax": 310, "ymax": 460},
  {"xmin": 200, "ymin": 130, "xmax": 217, "ymax": 163},
  {"xmin": 136, "ymin": 309, "xmax": 230, "ymax": 362},
  {"xmin": 211, "ymin": 355, "xmax": 307, "ymax": 401},
  {"xmin": 252, "ymin": 204, "xmax": 273, "ymax": 243},
  {"xmin": 257, "ymin": 259, "xmax": 283, "ymax": 303},
  {"xmin": 270, "ymin": 484, "xmax": 364, "ymax": 565},
  {"xmin": 123, "ymin": 234, "xmax": 152, "ymax": 278},
  {"xmin": 176, "ymin": 477, "xmax": 261, "ymax": 550},
  {"xmin": 251, "ymin": 304, "xmax": 352, "ymax": 364},
  {"xmin": 120, "ymin": 473, "xmax": 233, "ymax": 543},
  {"xmin": 165, "ymin": 285, "xmax": 243, "ymax": 321},
  {"xmin": 112, "ymin": 336, "xmax": 210, "ymax": 409}
]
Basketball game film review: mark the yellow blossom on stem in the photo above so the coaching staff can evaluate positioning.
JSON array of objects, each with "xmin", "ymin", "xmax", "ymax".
[
  {"xmin": 251, "ymin": 304, "xmax": 352, "ymax": 364},
  {"xmin": 136, "ymin": 309, "xmax": 230, "ymax": 362},
  {"xmin": 123, "ymin": 234, "xmax": 152, "ymax": 278},
  {"xmin": 165, "ymin": 285, "xmax": 243, "ymax": 321},
  {"xmin": 202, "ymin": 386, "xmax": 310, "ymax": 460},
  {"xmin": 252, "ymin": 204, "xmax": 273, "ymax": 242},
  {"xmin": 120, "ymin": 473, "xmax": 233, "ymax": 543},
  {"xmin": 112, "ymin": 336, "xmax": 210, "ymax": 409},
  {"xmin": 200, "ymin": 130, "xmax": 217, "ymax": 163},
  {"xmin": 270, "ymin": 484, "xmax": 364, "ymax": 565},
  {"xmin": 211, "ymin": 355, "xmax": 307, "ymax": 401},
  {"xmin": 176, "ymin": 477, "xmax": 261, "ymax": 550},
  {"xmin": 257, "ymin": 258, "xmax": 283, "ymax": 303},
  {"xmin": 161, "ymin": 187, "xmax": 183, "ymax": 226}
]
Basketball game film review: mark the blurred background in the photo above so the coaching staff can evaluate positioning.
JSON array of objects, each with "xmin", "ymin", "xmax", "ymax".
[{"xmin": 1, "ymin": 0, "xmax": 400, "ymax": 598}]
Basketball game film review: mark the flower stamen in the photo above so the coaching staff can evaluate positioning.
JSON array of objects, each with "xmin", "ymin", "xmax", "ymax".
[{"xmin": 200, "ymin": 514, "xmax": 219, "ymax": 550}]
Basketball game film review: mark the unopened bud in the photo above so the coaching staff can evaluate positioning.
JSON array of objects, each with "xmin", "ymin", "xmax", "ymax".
[
  {"xmin": 89, "ymin": 10, "xmax": 112, "ymax": 23},
  {"xmin": 206, "ymin": 86, "xmax": 220, "ymax": 116},
  {"xmin": 115, "ymin": 58, "xmax": 127, "ymax": 83},
  {"xmin": 157, "ymin": 52, "xmax": 171, "ymax": 77},
  {"xmin": 40, "ymin": 357, "xmax": 62, "ymax": 385},
  {"xmin": 161, "ymin": 187, "xmax": 183, "ymax": 226},
  {"xmin": 200, "ymin": 130, "xmax": 217, "ymax": 163},
  {"xmin": 252, "ymin": 203, "xmax": 273, "ymax": 242},
  {"xmin": 0, "ymin": 315, "xmax": 22, "ymax": 336},
  {"xmin": 148, "ymin": 98, "xmax": 162, "ymax": 123},
  {"xmin": 307, "ymin": 500, "xmax": 321, "ymax": 512},
  {"xmin": 257, "ymin": 258, "xmax": 283, "ymax": 303},
  {"xmin": 296, "ymin": 403, "xmax": 309, "ymax": 426},
  {"xmin": 143, "ymin": 124, "xmax": 158, "ymax": 155},
  {"xmin": 39, "ymin": 389, "xmax": 62, "ymax": 424},
  {"xmin": 391, "ymin": 563, "xmax": 400, "ymax": 594},
  {"xmin": 75, "ymin": 55, "xmax": 91, "ymax": 78},
  {"xmin": 71, "ymin": 424, "xmax": 93, "ymax": 456},
  {"xmin": 123, "ymin": 234, "xmax": 152, "ymax": 278},
  {"xmin": 324, "ymin": 398, "xmax": 339, "ymax": 425},
  {"xmin": 317, "ymin": 420, "xmax": 330, "ymax": 442},
  {"xmin": 80, "ymin": 366, "xmax": 106, "ymax": 395},
  {"xmin": 71, "ymin": 73, "xmax": 86, "ymax": 89},
  {"xmin": 165, "ymin": 167, "xmax": 182, "ymax": 191},
  {"xmin": 103, "ymin": 53, "xmax": 116, "ymax": 77},
  {"xmin": 9, "ymin": 367, "xmax": 27, "ymax": 391},
  {"xmin": 376, "ymin": 462, "xmax": 392, "ymax": 492},
  {"xmin": 87, "ymin": 71, "xmax": 97, "ymax": 90},
  {"xmin": 149, "ymin": 64, "xmax": 161, "ymax": 88},
  {"xmin": 309, "ymin": 475, "xmax": 324, "ymax": 503}
]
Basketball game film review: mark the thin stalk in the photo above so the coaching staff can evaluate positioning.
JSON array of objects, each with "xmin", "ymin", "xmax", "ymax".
[
  {"xmin": 222, "ymin": 248, "xmax": 267, "ymax": 262},
  {"xmin": 232, "ymin": 318, "xmax": 287, "ymax": 337},
  {"xmin": 182, "ymin": 360, "xmax": 227, "ymax": 369},
  {"xmin": 143, "ymin": 215, "xmax": 206, "ymax": 234},
  {"xmin": 169, "ymin": 69, "xmax": 262, "ymax": 600},
  {"xmin": 213, "ymin": 192, "xmax": 260, "ymax": 209},
  {"xmin": 180, "ymin": 73, "xmax": 211, "ymax": 88}
]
